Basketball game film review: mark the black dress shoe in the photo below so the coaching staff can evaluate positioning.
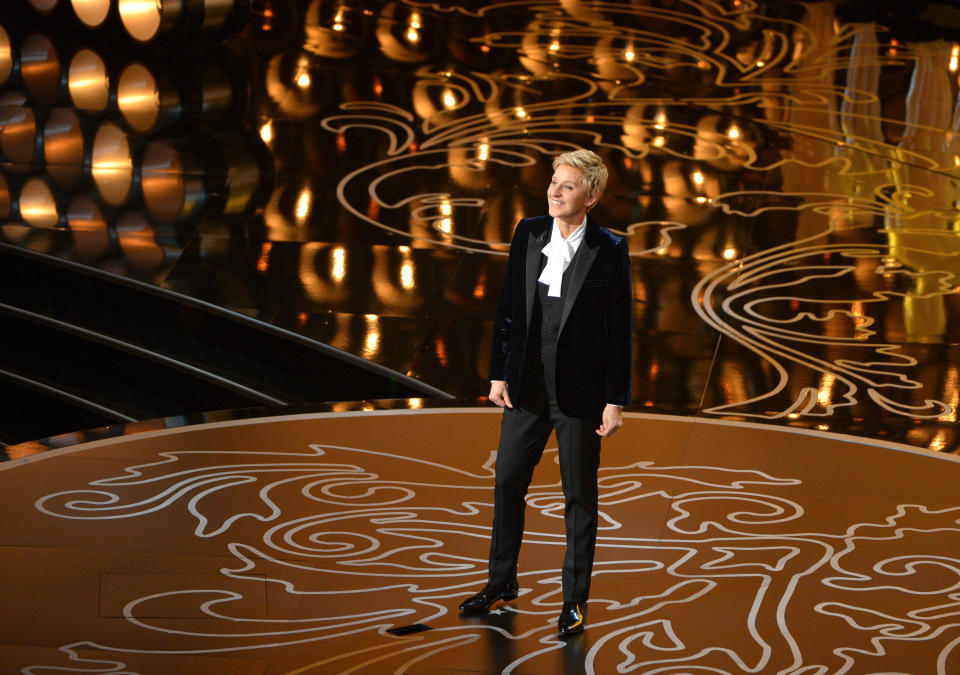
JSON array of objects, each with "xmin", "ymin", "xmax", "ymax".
[
  {"xmin": 458, "ymin": 580, "xmax": 520, "ymax": 613},
  {"xmin": 557, "ymin": 601, "xmax": 586, "ymax": 636}
]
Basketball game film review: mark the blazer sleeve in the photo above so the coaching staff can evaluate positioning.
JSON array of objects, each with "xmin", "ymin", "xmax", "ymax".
[
  {"xmin": 488, "ymin": 221, "xmax": 526, "ymax": 381},
  {"xmin": 605, "ymin": 236, "xmax": 633, "ymax": 406}
]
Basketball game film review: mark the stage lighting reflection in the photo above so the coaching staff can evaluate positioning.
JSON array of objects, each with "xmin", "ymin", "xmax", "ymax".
[
  {"xmin": 67, "ymin": 195, "xmax": 111, "ymax": 261},
  {"xmin": 20, "ymin": 177, "xmax": 59, "ymax": 228},
  {"xmin": 218, "ymin": 140, "xmax": 262, "ymax": 214},
  {"xmin": 20, "ymin": 33, "xmax": 62, "ymax": 106},
  {"xmin": 118, "ymin": 62, "xmax": 178, "ymax": 133},
  {"xmin": 118, "ymin": 0, "xmax": 170, "ymax": 43},
  {"xmin": 141, "ymin": 140, "xmax": 205, "ymax": 224},
  {"xmin": 44, "ymin": 108, "xmax": 85, "ymax": 187},
  {"xmin": 91, "ymin": 122, "xmax": 134, "ymax": 205},
  {"xmin": 0, "ymin": 27, "xmax": 11, "ymax": 86},
  {"xmin": 71, "ymin": 0, "xmax": 111, "ymax": 28},
  {"xmin": 0, "ymin": 105, "xmax": 38, "ymax": 170},
  {"xmin": 116, "ymin": 210, "xmax": 165, "ymax": 271},
  {"xmin": 68, "ymin": 49, "xmax": 110, "ymax": 112}
]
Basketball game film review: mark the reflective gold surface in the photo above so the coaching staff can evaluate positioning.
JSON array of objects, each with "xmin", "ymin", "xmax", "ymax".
[
  {"xmin": 19, "ymin": 177, "xmax": 58, "ymax": 228},
  {"xmin": 3, "ymin": 0, "xmax": 960, "ymax": 454},
  {"xmin": 116, "ymin": 62, "xmax": 164, "ymax": 133},
  {"xmin": 43, "ymin": 107, "xmax": 84, "ymax": 186},
  {"xmin": 90, "ymin": 122, "xmax": 133, "ymax": 205},
  {"xmin": 117, "ymin": 0, "xmax": 167, "ymax": 43},
  {"xmin": 2, "ymin": 409, "xmax": 960, "ymax": 673},
  {"xmin": 67, "ymin": 48, "xmax": 110, "ymax": 111},
  {"xmin": 70, "ymin": 0, "xmax": 110, "ymax": 28}
]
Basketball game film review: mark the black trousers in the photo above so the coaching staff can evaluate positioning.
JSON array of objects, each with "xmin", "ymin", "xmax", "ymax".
[{"xmin": 487, "ymin": 391, "xmax": 602, "ymax": 603}]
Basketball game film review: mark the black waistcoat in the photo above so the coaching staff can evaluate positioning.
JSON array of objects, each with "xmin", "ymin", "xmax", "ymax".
[{"xmin": 521, "ymin": 246, "xmax": 582, "ymax": 407}]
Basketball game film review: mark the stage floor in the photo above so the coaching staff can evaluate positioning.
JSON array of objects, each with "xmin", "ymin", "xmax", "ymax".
[{"xmin": 2, "ymin": 408, "xmax": 959, "ymax": 674}]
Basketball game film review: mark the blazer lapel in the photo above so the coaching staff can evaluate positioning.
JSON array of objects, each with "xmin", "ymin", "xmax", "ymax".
[
  {"xmin": 525, "ymin": 222, "xmax": 548, "ymax": 330},
  {"xmin": 559, "ymin": 220, "xmax": 600, "ymax": 334}
]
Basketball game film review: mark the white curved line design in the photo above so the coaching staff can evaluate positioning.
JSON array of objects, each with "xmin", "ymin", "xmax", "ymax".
[{"xmin": 24, "ymin": 440, "xmax": 960, "ymax": 674}]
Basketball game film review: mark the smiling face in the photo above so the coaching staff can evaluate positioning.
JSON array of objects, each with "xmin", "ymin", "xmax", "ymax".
[{"xmin": 547, "ymin": 163, "xmax": 598, "ymax": 230}]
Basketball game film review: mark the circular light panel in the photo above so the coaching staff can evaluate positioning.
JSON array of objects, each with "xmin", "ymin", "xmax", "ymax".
[
  {"xmin": 118, "ymin": 0, "xmax": 165, "ymax": 43},
  {"xmin": 68, "ymin": 49, "xmax": 110, "ymax": 111},
  {"xmin": 20, "ymin": 178, "xmax": 59, "ymax": 228},
  {"xmin": 71, "ymin": 0, "xmax": 111, "ymax": 27},
  {"xmin": 117, "ymin": 63, "xmax": 159, "ymax": 132},
  {"xmin": 44, "ymin": 108, "xmax": 85, "ymax": 186},
  {"xmin": 91, "ymin": 123, "xmax": 134, "ymax": 205}
]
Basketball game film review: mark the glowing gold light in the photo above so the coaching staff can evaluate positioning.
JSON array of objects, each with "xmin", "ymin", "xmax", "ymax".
[
  {"xmin": 722, "ymin": 246, "xmax": 738, "ymax": 260},
  {"xmin": 261, "ymin": 2, "xmax": 273, "ymax": 30},
  {"xmin": 364, "ymin": 314, "xmax": 380, "ymax": 355},
  {"xmin": 438, "ymin": 218, "xmax": 452, "ymax": 233},
  {"xmin": 400, "ymin": 260, "xmax": 415, "ymax": 289},
  {"xmin": 118, "ymin": 0, "xmax": 165, "ymax": 42},
  {"xmin": 20, "ymin": 178, "xmax": 58, "ymax": 228},
  {"xmin": 695, "ymin": 196, "xmax": 708, "ymax": 204},
  {"xmin": 652, "ymin": 136, "xmax": 665, "ymax": 147},
  {"xmin": 331, "ymin": 246, "xmax": 346, "ymax": 282},
  {"xmin": 333, "ymin": 7, "xmax": 345, "ymax": 31},
  {"xmin": 68, "ymin": 49, "xmax": 109, "ymax": 111},
  {"xmin": 406, "ymin": 12, "xmax": 421, "ymax": 44},
  {"xmin": 624, "ymin": 47, "xmax": 635, "ymax": 62},
  {"xmin": 478, "ymin": 143, "xmax": 489, "ymax": 161},
  {"xmin": 442, "ymin": 89, "xmax": 456, "ymax": 109},
  {"xmin": 260, "ymin": 121, "xmax": 273, "ymax": 144},
  {"xmin": 928, "ymin": 431, "xmax": 947, "ymax": 450},
  {"xmin": 440, "ymin": 200, "xmax": 452, "ymax": 216},
  {"xmin": 71, "ymin": 0, "xmax": 111, "ymax": 27},
  {"xmin": 515, "ymin": 107, "xmax": 527, "ymax": 119},
  {"xmin": 755, "ymin": 60, "xmax": 765, "ymax": 67},
  {"xmin": 408, "ymin": 398, "xmax": 423, "ymax": 409},
  {"xmin": 295, "ymin": 56, "xmax": 311, "ymax": 88},
  {"xmin": 787, "ymin": 413, "xmax": 801, "ymax": 420},
  {"xmin": 296, "ymin": 188, "xmax": 311, "ymax": 222},
  {"xmin": 549, "ymin": 40, "xmax": 560, "ymax": 52},
  {"xmin": 692, "ymin": 170, "xmax": 704, "ymax": 186},
  {"xmin": 728, "ymin": 124, "xmax": 741, "ymax": 140},
  {"xmin": 256, "ymin": 242, "xmax": 272, "ymax": 272},
  {"xmin": 399, "ymin": 245, "xmax": 410, "ymax": 253},
  {"xmin": 653, "ymin": 110, "xmax": 667, "ymax": 130},
  {"xmin": 117, "ymin": 63, "xmax": 163, "ymax": 133},
  {"xmin": 91, "ymin": 123, "xmax": 133, "ymax": 205},
  {"xmin": 818, "ymin": 373, "xmax": 835, "ymax": 408}
]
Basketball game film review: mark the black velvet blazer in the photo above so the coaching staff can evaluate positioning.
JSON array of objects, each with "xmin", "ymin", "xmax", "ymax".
[{"xmin": 489, "ymin": 215, "xmax": 633, "ymax": 417}]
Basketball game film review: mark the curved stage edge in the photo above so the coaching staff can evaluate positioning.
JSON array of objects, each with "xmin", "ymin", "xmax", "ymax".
[{"xmin": 1, "ymin": 408, "xmax": 959, "ymax": 674}]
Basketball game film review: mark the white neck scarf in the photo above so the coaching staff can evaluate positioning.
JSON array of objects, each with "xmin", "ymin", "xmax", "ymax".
[{"xmin": 538, "ymin": 218, "xmax": 586, "ymax": 297}]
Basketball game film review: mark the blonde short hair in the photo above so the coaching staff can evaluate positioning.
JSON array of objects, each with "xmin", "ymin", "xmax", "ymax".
[{"xmin": 553, "ymin": 149, "xmax": 608, "ymax": 204}]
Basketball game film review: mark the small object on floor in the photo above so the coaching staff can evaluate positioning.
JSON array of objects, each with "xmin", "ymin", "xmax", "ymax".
[
  {"xmin": 386, "ymin": 623, "xmax": 433, "ymax": 636},
  {"xmin": 458, "ymin": 579, "xmax": 520, "ymax": 613}
]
